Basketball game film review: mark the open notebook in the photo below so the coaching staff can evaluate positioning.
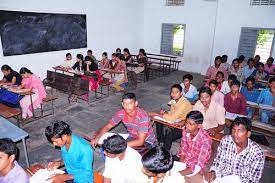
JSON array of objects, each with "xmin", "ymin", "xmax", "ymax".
[
  {"xmin": 225, "ymin": 112, "xmax": 247, "ymax": 121},
  {"xmin": 153, "ymin": 116, "xmax": 181, "ymax": 123},
  {"xmin": 98, "ymin": 132, "xmax": 129, "ymax": 145},
  {"xmin": 30, "ymin": 169, "xmax": 64, "ymax": 183}
]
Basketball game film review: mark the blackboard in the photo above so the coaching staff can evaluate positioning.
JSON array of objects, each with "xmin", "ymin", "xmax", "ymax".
[{"xmin": 0, "ymin": 10, "xmax": 87, "ymax": 56}]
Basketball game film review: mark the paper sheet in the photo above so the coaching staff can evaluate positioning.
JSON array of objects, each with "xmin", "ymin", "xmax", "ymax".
[
  {"xmin": 30, "ymin": 169, "xmax": 64, "ymax": 183},
  {"xmin": 225, "ymin": 112, "xmax": 247, "ymax": 120},
  {"xmin": 98, "ymin": 132, "xmax": 129, "ymax": 145}
]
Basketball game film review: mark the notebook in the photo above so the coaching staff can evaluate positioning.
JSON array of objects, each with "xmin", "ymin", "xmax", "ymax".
[
  {"xmin": 225, "ymin": 112, "xmax": 247, "ymax": 121},
  {"xmin": 30, "ymin": 169, "xmax": 64, "ymax": 183},
  {"xmin": 153, "ymin": 116, "xmax": 181, "ymax": 123}
]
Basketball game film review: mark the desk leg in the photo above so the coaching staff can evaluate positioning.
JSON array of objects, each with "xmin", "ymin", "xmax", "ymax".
[
  {"xmin": 22, "ymin": 138, "xmax": 30, "ymax": 168},
  {"xmin": 30, "ymin": 94, "xmax": 35, "ymax": 118}
]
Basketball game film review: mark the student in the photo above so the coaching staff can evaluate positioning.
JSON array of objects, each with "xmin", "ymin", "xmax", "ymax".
[
  {"xmin": 0, "ymin": 138, "xmax": 29, "ymax": 183},
  {"xmin": 135, "ymin": 49, "xmax": 149, "ymax": 80},
  {"xmin": 45, "ymin": 120, "xmax": 93, "ymax": 183},
  {"xmin": 0, "ymin": 65, "xmax": 22, "ymax": 85},
  {"xmin": 72, "ymin": 54, "xmax": 86, "ymax": 72},
  {"xmin": 149, "ymin": 84, "xmax": 192, "ymax": 150},
  {"xmin": 242, "ymin": 58, "xmax": 255, "ymax": 83},
  {"xmin": 206, "ymin": 56, "xmax": 227, "ymax": 80},
  {"xmin": 116, "ymin": 48, "xmax": 124, "ymax": 60},
  {"xmin": 84, "ymin": 56, "xmax": 98, "ymax": 72},
  {"xmin": 111, "ymin": 55, "xmax": 128, "ymax": 92},
  {"xmin": 123, "ymin": 48, "xmax": 133, "ymax": 63},
  {"xmin": 229, "ymin": 58, "xmax": 243, "ymax": 82},
  {"xmin": 87, "ymin": 50, "xmax": 97, "ymax": 63},
  {"xmin": 252, "ymin": 62, "xmax": 269, "ymax": 82},
  {"xmin": 254, "ymin": 55, "xmax": 261, "ymax": 68},
  {"xmin": 221, "ymin": 54, "xmax": 230, "ymax": 73},
  {"xmin": 206, "ymin": 71, "xmax": 224, "ymax": 91},
  {"xmin": 180, "ymin": 73, "xmax": 198, "ymax": 102},
  {"xmin": 177, "ymin": 111, "xmax": 212, "ymax": 183},
  {"xmin": 90, "ymin": 93, "xmax": 156, "ymax": 152},
  {"xmin": 257, "ymin": 77, "xmax": 275, "ymax": 123},
  {"xmin": 141, "ymin": 146, "xmax": 185, "ymax": 183},
  {"xmin": 209, "ymin": 80, "xmax": 224, "ymax": 107},
  {"xmin": 12, "ymin": 68, "xmax": 46, "ymax": 119},
  {"xmin": 224, "ymin": 80, "xmax": 247, "ymax": 115},
  {"xmin": 264, "ymin": 57, "xmax": 275, "ymax": 75},
  {"xmin": 206, "ymin": 117, "xmax": 265, "ymax": 183},
  {"xmin": 238, "ymin": 55, "xmax": 245, "ymax": 68},
  {"xmin": 102, "ymin": 134, "xmax": 146, "ymax": 183},
  {"xmin": 240, "ymin": 77, "xmax": 259, "ymax": 119},
  {"xmin": 99, "ymin": 52, "xmax": 110, "ymax": 69},
  {"xmin": 220, "ymin": 74, "xmax": 237, "ymax": 95},
  {"xmin": 0, "ymin": 65, "xmax": 23, "ymax": 107},
  {"xmin": 193, "ymin": 87, "xmax": 225, "ymax": 136},
  {"xmin": 61, "ymin": 53, "xmax": 73, "ymax": 68}
]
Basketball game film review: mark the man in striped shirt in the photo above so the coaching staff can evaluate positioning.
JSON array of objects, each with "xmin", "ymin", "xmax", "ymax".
[{"xmin": 90, "ymin": 93, "xmax": 155, "ymax": 151}]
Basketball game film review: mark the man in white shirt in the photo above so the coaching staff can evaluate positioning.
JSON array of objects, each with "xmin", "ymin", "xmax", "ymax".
[
  {"xmin": 180, "ymin": 74, "xmax": 198, "ymax": 102},
  {"xmin": 141, "ymin": 146, "xmax": 185, "ymax": 183},
  {"xmin": 61, "ymin": 53, "xmax": 74, "ymax": 68},
  {"xmin": 102, "ymin": 134, "xmax": 146, "ymax": 183}
]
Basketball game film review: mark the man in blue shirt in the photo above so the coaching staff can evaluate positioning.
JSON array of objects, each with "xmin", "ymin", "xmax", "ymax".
[
  {"xmin": 240, "ymin": 76, "xmax": 260, "ymax": 119},
  {"xmin": 242, "ymin": 58, "xmax": 256, "ymax": 83},
  {"xmin": 45, "ymin": 121, "xmax": 93, "ymax": 183},
  {"xmin": 257, "ymin": 77, "xmax": 275, "ymax": 123}
]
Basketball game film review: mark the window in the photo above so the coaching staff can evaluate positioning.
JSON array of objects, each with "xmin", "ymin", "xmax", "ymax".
[
  {"xmin": 238, "ymin": 28, "xmax": 275, "ymax": 62},
  {"xmin": 250, "ymin": 0, "xmax": 275, "ymax": 5},
  {"xmin": 166, "ymin": 0, "xmax": 185, "ymax": 6},
  {"xmin": 160, "ymin": 23, "xmax": 185, "ymax": 56}
]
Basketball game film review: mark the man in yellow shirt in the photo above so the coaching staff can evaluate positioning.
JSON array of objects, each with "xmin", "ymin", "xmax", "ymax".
[{"xmin": 149, "ymin": 84, "xmax": 192, "ymax": 150}]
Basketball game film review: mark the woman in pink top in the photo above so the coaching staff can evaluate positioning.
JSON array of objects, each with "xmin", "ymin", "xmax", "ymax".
[
  {"xmin": 264, "ymin": 57, "xmax": 275, "ymax": 75},
  {"xmin": 209, "ymin": 80, "xmax": 224, "ymax": 107},
  {"xmin": 18, "ymin": 67, "xmax": 46, "ymax": 119}
]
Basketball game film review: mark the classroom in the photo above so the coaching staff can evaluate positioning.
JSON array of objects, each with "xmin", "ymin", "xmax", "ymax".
[{"xmin": 0, "ymin": 0, "xmax": 275, "ymax": 183}]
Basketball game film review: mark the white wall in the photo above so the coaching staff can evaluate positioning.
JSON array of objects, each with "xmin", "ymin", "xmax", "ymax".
[
  {"xmin": 0, "ymin": 0, "xmax": 143, "ymax": 79},
  {"xmin": 141, "ymin": 0, "xmax": 275, "ymax": 74}
]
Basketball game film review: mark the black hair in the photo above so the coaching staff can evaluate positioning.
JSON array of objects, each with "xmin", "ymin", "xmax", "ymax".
[
  {"xmin": 77, "ymin": 54, "xmax": 84, "ymax": 61},
  {"xmin": 139, "ymin": 49, "xmax": 146, "ymax": 56},
  {"xmin": 85, "ymin": 56, "xmax": 92, "ymax": 61},
  {"xmin": 230, "ymin": 79, "xmax": 241, "ymax": 87},
  {"xmin": 182, "ymin": 74, "xmax": 193, "ymax": 81},
  {"xmin": 102, "ymin": 52, "xmax": 108, "ymax": 56},
  {"xmin": 141, "ymin": 146, "xmax": 173, "ymax": 174},
  {"xmin": 111, "ymin": 53, "xmax": 117, "ymax": 57},
  {"xmin": 87, "ymin": 50, "xmax": 93, "ymax": 54},
  {"xmin": 258, "ymin": 62, "xmax": 264, "ymax": 68},
  {"xmin": 269, "ymin": 77, "xmax": 275, "ymax": 83},
  {"xmin": 216, "ymin": 71, "xmax": 224, "ymax": 78},
  {"xmin": 45, "ymin": 121, "xmax": 72, "ymax": 142},
  {"xmin": 246, "ymin": 76, "xmax": 255, "ymax": 84},
  {"xmin": 255, "ymin": 55, "xmax": 260, "ymax": 60},
  {"xmin": 102, "ymin": 135, "xmax": 127, "ymax": 154},
  {"xmin": 209, "ymin": 80, "xmax": 218, "ymax": 87},
  {"xmin": 231, "ymin": 117, "xmax": 252, "ymax": 132},
  {"xmin": 66, "ymin": 53, "xmax": 71, "ymax": 57},
  {"xmin": 116, "ymin": 48, "xmax": 121, "ymax": 53},
  {"xmin": 232, "ymin": 58, "xmax": 239, "ymax": 64},
  {"xmin": 228, "ymin": 74, "xmax": 237, "ymax": 81},
  {"xmin": 247, "ymin": 58, "xmax": 255, "ymax": 64},
  {"xmin": 1, "ymin": 65, "xmax": 13, "ymax": 71},
  {"xmin": 268, "ymin": 57, "xmax": 274, "ymax": 63},
  {"xmin": 171, "ymin": 84, "xmax": 182, "ymax": 93},
  {"xmin": 118, "ymin": 54, "xmax": 125, "ymax": 61},
  {"xmin": 0, "ymin": 138, "xmax": 17, "ymax": 157},
  {"xmin": 222, "ymin": 55, "xmax": 228, "ymax": 58},
  {"xmin": 215, "ymin": 56, "xmax": 222, "ymax": 61},
  {"xmin": 238, "ymin": 55, "xmax": 245, "ymax": 61},
  {"xmin": 198, "ymin": 87, "xmax": 212, "ymax": 97},
  {"xmin": 122, "ymin": 92, "xmax": 136, "ymax": 101},
  {"xmin": 186, "ymin": 111, "xmax": 204, "ymax": 124},
  {"xmin": 123, "ymin": 48, "xmax": 130, "ymax": 55},
  {"xmin": 19, "ymin": 67, "xmax": 33, "ymax": 75}
]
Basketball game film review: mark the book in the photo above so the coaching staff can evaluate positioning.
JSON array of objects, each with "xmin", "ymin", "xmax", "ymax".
[
  {"xmin": 98, "ymin": 132, "xmax": 129, "ymax": 145},
  {"xmin": 225, "ymin": 112, "xmax": 247, "ymax": 120},
  {"xmin": 247, "ymin": 101, "xmax": 258, "ymax": 106},
  {"xmin": 153, "ymin": 116, "xmax": 181, "ymax": 123},
  {"xmin": 30, "ymin": 169, "xmax": 64, "ymax": 183}
]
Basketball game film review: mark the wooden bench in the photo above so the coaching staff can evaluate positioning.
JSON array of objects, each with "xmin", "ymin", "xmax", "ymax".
[
  {"xmin": 40, "ymin": 95, "xmax": 58, "ymax": 117},
  {"xmin": 95, "ymin": 79, "xmax": 111, "ymax": 98},
  {"xmin": 43, "ymin": 70, "xmax": 90, "ymax": 103},
  {"xmin": 0, "ymin": 103, "xmax": 21, "ymax": 127}
]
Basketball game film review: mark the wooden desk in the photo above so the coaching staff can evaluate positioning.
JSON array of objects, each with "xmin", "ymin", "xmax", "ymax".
[
  {"xmin": 150, "ymin": 116, "xmax": 185, "ymax": 129},
  {"xmin": 25, "ymin": 164, "xmax": 45, "ymax": 176}
]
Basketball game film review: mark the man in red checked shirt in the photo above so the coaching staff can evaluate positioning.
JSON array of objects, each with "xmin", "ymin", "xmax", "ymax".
[
  {"xmin": 90, "ymin": 92, "xmax": 155, "ymax": 152},
  {"xmin": 176, "ymin": 110, "xmax": 212, "ymax": 183}
]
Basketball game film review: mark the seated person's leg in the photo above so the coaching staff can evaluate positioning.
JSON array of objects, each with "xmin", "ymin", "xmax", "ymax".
[
  {"xmin": 260, "ymin": 110, "xmax": 271, "ymax": 123},
  {"xmin": 246, "ymin": 107, "xmax": 254, "ymax": 119},
  {"xmin": 163, "ymin": 128, "xmax": 182, "ymax": 150},
  {"xmin": 156, "ymin": 123, "xmax": 164, "ymax": 143}
]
